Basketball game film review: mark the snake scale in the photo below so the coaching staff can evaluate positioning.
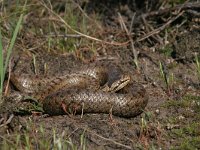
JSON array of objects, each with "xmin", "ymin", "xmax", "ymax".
[{"xmin": 10, "ymin": 63, "xmax": 148, "ymax": 118}]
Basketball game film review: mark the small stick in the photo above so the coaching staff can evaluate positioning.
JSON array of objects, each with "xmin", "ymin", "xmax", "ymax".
[
  {"xmin": 141, "ymin": 15, "xmax": 163, "ymax": 45},
  {"xmin": 80, "ymin": 102, "xmax": 84, "ymax": 119},
  {"xmin": 137, "ymin": 11, "xmax": 184, "ymax": 42},
  {"xmin": 4, "ymin": 60, "xmax": 12, "ymax": 96},
  {"xmin": 118, "ymin": 13, "xmax": 139, "ymax": 70},
  {"xmin": 86, "ymin": 129, "xmax": 132, "ymax": 150},
  {"xmin": 0, "ymin": 114, "xmax": 14, "ymax": 127},
  {"xmin": 40, "ymin": 1, "xmax": 129, "ymax": 46},
  {"xmin": 141, "ymin": 1, "xmax": 200, "ymax": 18},
  {"xmin": 72, "ymin": 1, "xmax": 103, "ymax": 31},
  {"xmin": 32, "ymin": 54, "xmax": 38, "ymax": 75},
  {"xmin": 45, "ymin": 34, "xmax": 83, "ymax": 38}
]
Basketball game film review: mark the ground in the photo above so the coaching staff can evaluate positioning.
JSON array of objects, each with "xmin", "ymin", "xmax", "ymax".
[{"xmin": 0, "ymin": 0, "xmax": 200, "ymax": 149}]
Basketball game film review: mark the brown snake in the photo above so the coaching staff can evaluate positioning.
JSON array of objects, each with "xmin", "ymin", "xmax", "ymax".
[{"xmin": 10, "ymin": 64, "xmax": 148, "ymax": 117}]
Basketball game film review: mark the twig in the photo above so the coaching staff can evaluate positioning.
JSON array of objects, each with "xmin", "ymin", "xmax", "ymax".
[
  {"xmin": 67, "ymin": 127, "xmax": 80, "ymax": 138},
  {"xmin": 45, "ymin": 34, "xmax": 83, "ymax": 38},
  {"xmin": 87, "ymin": 129, "xmax": 132, "ymax": 150},
  {"xmin": 0, "ymin": 114, "xmax": 14, "ymax": 127},
  {"xmin": 137, "ymin": 11, "xmax": 184, "ymax": 42},
  {"xmin": 118, "ymin": 13, "xmax": 139, "ymax": 70},
  {"xmin": 142, "ymin": 1, "xmax": 200, "ymax": 18},
  {"xmin": 186, "ymin": 9, "xmax": 200, "ymax": 16},
  {"xmin": 81, "ymin": 102, "xmax": 84, "ymax": 118},
  {"xmin": 129, "ymin": 12, "xmax": 136, "ymax": 33},
  {"xmin": 4, "ymin": 60, "xmax": 11, "ymax": 96},
  {"xmin": 65, "ymin": 121, "xmax": 133, "ymax": 149},
  {"xmin": 32, "ymin": 54, "xmax": 37, "ymax": 75},
  {"xmin": 141, "ymin": 15, "xmax": 163, "ymax": 45},
  {"xmin": 0, "ymin": 134, "xmax": 15, "ymax": 146},
  {"xmin": 40, "ymin": 1, "xmax": 129, "ymax": 46},
  {"xmin": 72, "ymin": 1, "xmax": 103, "ymax": 31}
]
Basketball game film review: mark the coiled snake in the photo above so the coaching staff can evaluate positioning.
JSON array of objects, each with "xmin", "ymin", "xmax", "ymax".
[{"xmin": 10, "ymin": 63, "xmax": 148, "ymax": 117}]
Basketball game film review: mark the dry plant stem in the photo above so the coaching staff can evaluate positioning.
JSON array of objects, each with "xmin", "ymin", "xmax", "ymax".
[
  {"xmin": 0, "ymin": 114, "xmax": 14, "ymax": 128},
  {"xmin": 4, "ymin": 61, "xmax": 11, "ymax": 96},
  {"xmin": 129, "ymin": 13, "xmax": 136, "ymax": 33},
  {"xmin": 118, "ymin": 13, "xmax": 139, "ymax": 70},
  {"xmin": 159, "ymin": 0, "xmax": 168, "ymax": 9},
  {"xmin": 86, "ymin": 129, "xmax": 132, "ymax": 150},
  {"xmin": 137, "ymin": 11, "xmax": 184, "ymax": 42},
  {"xmin": 72, "ymin": 1, "xmax": 103, "ymax": 31},
  {"xmin": 45, "ymin": 34, "xmax": 83, "ymax": 38},
  {"xmin": 0, "ymin": 135, "xmax": 15, "ymax": 147},
  {"xmin": 142, "ymin": 1, "xmax": 200, "ymax": 18},
  {"xmin": 175, "ymin": 19, "xmax": 187, "ymax": 30},
  {"xmin": 40, "ymin": 1, "xmax": 129, "ymax": 46},
  {"xmin": 186, "ymin": 9, "xmax": 200, "ymax": 17},
  {"xmin": 26, "ymin": 41, "xmax": 46, "ymax": 52},
  {"xmin": 141, "ymin": 16, "xmax": 163, "ymax": 45},
  {"xmin": 81, "ymin": 102, "xmax": 84, "ymax": 119},
  {"xmin": 67, "ymin": 128, "xmax": 80, "ymax": 139}
]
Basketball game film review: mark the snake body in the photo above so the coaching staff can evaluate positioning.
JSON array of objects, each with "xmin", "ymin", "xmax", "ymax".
[
  {"xmin": 43, "ymin": 83, "xmax": 148, "ymax": 117},
  {"xmin": 10, "ymin": 63, "xmax": 148, "ymax": 117}
]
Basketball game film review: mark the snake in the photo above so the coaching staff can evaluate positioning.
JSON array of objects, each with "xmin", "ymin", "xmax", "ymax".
[{"xmin": 10, "ymin": 63, "xmax": 148, "ymax": 118}]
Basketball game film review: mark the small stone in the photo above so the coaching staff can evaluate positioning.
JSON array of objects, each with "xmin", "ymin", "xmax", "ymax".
[
  {"xmin": 178, "ymin": 115, "xmax": 185, "ymax": 120},
  {"xmin": 166, "ymin": 123, "xmax": 180, "ymax": 130},
  {"xmin": 155, "ymin": 109, "xmax": 160, "ymax": 114}
]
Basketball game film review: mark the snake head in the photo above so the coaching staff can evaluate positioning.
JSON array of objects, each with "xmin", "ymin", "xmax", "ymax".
[{"xmin": 102, "ymin": 74, "xmax": 131, "ymax": 92}]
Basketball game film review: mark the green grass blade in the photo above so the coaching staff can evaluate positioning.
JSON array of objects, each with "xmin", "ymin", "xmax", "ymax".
[
  {"xmin": 3, "ymin": 13, "xmax": 23, "ymax": 81},
  {"xmin": 0, "ymin": 29, "xmax": 3, "ymax": 94},
  {"xmin": 2, "ymin": 0, "xmax": 27, "ymax": 93}
]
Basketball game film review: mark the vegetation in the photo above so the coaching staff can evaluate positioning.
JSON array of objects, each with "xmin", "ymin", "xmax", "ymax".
[
  {"xmin": 0, "ymin": 0, "xmax": 200, "ymax": 149},
  {"xmin": 162, "ymin": 94, "xmax": 200, "ymax": 149},
  {"xmin": 1, "ymin": 123, "xmax": 86, "ymax": 150},
  {"xmin": 0, "ymin": 0, "xmax": 26, "ymax": 97}
]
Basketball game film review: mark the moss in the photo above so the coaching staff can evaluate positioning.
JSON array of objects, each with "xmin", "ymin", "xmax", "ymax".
[
  {"xmin": 162, "ymin": 95, "xmax": 200, "ymax": 149},
  {"xmin": 171, "ymin": 137, "xmax": 200, "ymax": 150},
  {"xmin": 159, "ymin": 46, "xmax": 174, "ymax": 57},
  {"xmin": 162, "ymin": 95, "xmax": 200, "ymax": 109}
]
